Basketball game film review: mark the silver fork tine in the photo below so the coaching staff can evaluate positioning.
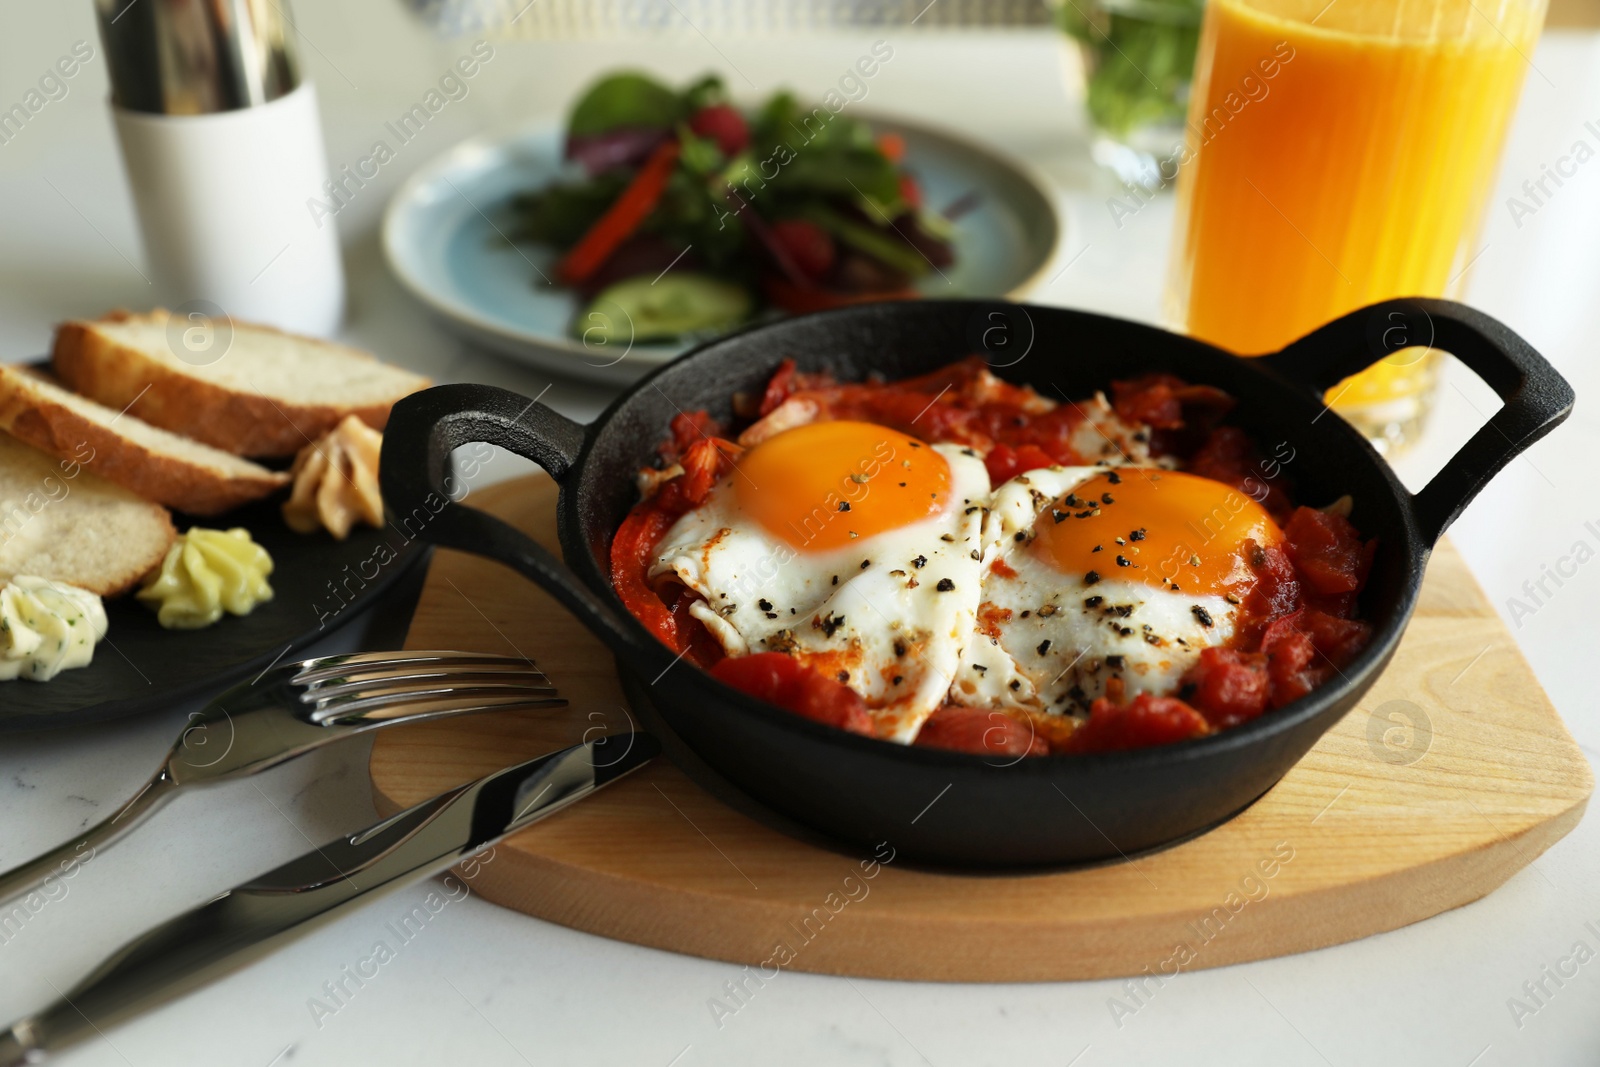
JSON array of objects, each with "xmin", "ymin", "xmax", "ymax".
[
  {"xmin": 300, "ymin": 671, "xmax": 556, "ymax": 703},
  {"xmin": 0, "ymin": 649, "xmax": 568, "ymax": 911},
  {"xmin": 306, "ymin": 680, "xmax": 560, "ymax": 714},
  {"xmin": 299, "ymin": 669, "xmax": 555, "ymax": 702},
  {"xmin": 291, "ymin": 652, "xmax": 537, "ymax": 686},
  {"xmin": 311, "ymin": 690, "xmax": 567, "ymax": 725}
]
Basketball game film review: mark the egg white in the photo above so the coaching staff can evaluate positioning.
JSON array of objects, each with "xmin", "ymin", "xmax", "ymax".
[
  {"xmin": 953, "ymin": 466, "xmax": 1239, "ymax": 717},
  {"xmin": 649, "ymin": 444, "xmax": 992, "ymax": 742}
]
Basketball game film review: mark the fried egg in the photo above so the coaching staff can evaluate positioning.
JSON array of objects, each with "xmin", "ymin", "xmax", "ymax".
[
  {"xmin": 649, "ymin": 420, "xmax": 991, "ymax": 742},
  {"xmin": 954, "ymin": 466, "xmax": 1284, "ymax": 716}
]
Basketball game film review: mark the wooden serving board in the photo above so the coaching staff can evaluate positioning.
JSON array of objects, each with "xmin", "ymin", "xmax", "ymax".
[{"xmin": 371, "ymin": 475, "xmax": 1592, "ymax": 981}]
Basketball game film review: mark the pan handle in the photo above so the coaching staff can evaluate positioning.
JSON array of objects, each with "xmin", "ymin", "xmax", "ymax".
[
  {"xmin": 1255, "ymin": 298, "xmax": 1574, "ymax": 546},
  {"xmin": 378, "ymin": 384, "xmax": 644, "ymax": 655}
]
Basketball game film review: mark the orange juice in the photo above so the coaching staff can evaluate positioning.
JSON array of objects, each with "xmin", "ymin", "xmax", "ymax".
[{"xmin": 1167, "ymin": 0, "xmax": 1544, "ymax": 443}]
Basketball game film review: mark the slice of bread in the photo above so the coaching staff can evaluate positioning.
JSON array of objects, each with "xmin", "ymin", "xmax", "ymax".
[
  {"xmin": 0, "ymin": 365, "xmax": 289, "ymax": 516},
  {"xmin": 53, "ymin": 309, "xmax": 430, "ymax": 457},
  {"xmin": 0, "ymin": 432, "xmax": 176, "ymax": 596}
]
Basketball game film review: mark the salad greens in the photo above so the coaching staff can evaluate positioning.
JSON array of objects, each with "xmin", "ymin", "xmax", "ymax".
[
  {"xmin": 567, "ymin": 72, "xmax": 683, "ymax": 137},
  {"xmin": 510, "ymin": 71, "xmax": 955, "ymax": 343}
]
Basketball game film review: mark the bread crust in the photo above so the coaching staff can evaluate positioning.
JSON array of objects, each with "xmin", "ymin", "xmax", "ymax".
[
  {"xmin": 53, "ymin": 312, "xmax": 425, "ymax": 458},
  {"xmin": 0, "ymin": 371, "xmax": 289, "ymax": 517}
]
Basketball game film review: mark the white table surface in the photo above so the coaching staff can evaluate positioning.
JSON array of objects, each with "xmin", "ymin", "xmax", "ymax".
[{"xmin": 1, "ymin": 4, "xmax": 1598, "ymax": 1065}]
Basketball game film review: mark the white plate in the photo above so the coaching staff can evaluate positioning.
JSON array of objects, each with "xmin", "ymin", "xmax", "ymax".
[{"xmin": 382, "ymin": 115, "xmax": 1062, "ymax": 384}]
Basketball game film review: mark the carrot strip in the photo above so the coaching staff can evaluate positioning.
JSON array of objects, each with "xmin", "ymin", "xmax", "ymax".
[{"xmin": 556, "ymin": 139, "xmax": 681, "ymax": 285}]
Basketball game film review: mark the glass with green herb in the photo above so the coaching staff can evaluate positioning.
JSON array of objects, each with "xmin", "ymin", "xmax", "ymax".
[{"xmin": 1051, "ymin": 0, "xmax": 1204, "ymax": 187}]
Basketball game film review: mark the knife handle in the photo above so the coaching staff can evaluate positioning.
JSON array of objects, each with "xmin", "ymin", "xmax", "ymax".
[
  {"xmin": 0, "ymin": 734, "xmax": 657, "ymax": 1064},
  {"xmin": 0, "ymin": 878, "xmax": 378, "ymax": 1064}
]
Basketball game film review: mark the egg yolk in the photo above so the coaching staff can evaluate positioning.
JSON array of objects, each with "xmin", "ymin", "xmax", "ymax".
[
  {"xmin": 734, "ymin": 420, "xmax": 952, "ymax": 552},
  {"xmin": 1028, "ymin": 469, "xmax": 1283, "ymax": 596}
]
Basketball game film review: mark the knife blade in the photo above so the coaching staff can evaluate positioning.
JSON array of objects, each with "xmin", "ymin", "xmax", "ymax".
[{"xmin": 0, "ymin": 731, "xmax": 657, "ymax": 1066}]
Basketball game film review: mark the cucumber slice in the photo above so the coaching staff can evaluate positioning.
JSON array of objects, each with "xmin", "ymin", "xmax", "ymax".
[{"xmin": 575, "ymin": 273, "xmax": 752, "ymax": 345}]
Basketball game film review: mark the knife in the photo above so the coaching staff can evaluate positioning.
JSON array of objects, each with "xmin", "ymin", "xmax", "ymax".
[{"xmin": 0, "ymin": 731, "xmax": 658, "ymax": 1065}]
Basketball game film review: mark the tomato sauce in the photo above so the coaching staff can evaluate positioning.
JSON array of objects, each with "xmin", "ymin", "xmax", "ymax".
[{"xmin": 613, "ymin": 358, "xmax": 1376, "ymax": 757}]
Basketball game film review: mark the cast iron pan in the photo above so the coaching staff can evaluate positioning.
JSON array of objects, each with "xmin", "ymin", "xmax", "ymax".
[{"xmin": 379, "ymin": 299, "xmax": 1573, "ymax": 868}]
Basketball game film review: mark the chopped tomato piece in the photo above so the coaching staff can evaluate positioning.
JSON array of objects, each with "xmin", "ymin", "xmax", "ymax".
[
  {"xmin": 1299, "ymin": 608, "xmax": 1372, "ymax": 667},
  {"xmin": 711, "ymin": 653, "xmax": 874, "ymax": 735},
  {"xmin": 676, "ymin": 436, "xmax": 739, "ymax": 504},
  {"xmin": 1182, "ymin": 647, "xmax": 1271, "ymax": 728},
  {"xmin": 1239, "ymin": 540, "xmax": 1300, "ymax": 645},
  {"xmin": 660, "ymin": 410, "xmax": 721, "ymax": 464},
  {"xmin": 1062, "ymin": 693, "xmax": 1212, "ymax": 753},
  {"xmin": 1110, "ymin": 374, "xmax": 1188, "ymax": 429},
  {"xmin": 1188, "ymin": 427, "xmax": 1294, "ymax": 520},
  {"xmin": 914, "ymin": 706, "xmax": 1047, "ymax": 757},
  {"xmin": 1261, "ymin": 613, "xmax": 1322, "ymax": 707},
  {"xmin": 1110, "ymin": 374, "xmax": 1235, "ymax": 457},
  {"xmin": 758, "ymin": 358, "xmax": 799, "ymax": 416},
  {"xmin": 984, "ymin": 443, "xmax": 1057, "ymax": 484},
  {"xmin": 1284, "ymin": 506, "xmax": 1372, "ymax": 596},
  {"xmin": 760, "ymin": 357, "xmax": 1109, "ymax": 467},
  {"xmin": 877, "ymin": 131, "xmax": 906, "ymax": 163},
  {"xmin": 1185, "ymin": 606, "xmax": 1370, "ymax": 723}
]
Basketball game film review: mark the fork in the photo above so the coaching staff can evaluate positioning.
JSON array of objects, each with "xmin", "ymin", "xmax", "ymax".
[{"xmin": 0, "ymin": 650, "xmax": 565, "ymax": 909}]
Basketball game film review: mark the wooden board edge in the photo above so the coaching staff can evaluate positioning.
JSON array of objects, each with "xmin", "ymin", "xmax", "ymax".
[{"xmin": 376, "ymin": 788, "xmax": 1588, "ymax": 982}]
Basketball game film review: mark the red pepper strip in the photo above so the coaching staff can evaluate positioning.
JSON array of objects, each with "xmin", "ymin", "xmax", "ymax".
[
  {"xmin": 611, "ymin": 494, "xmax": 688, "ymax": 652},
  {"xmin": 557, "ymin": 139, "xmax": 681, "ymax": 286},
  {"xmin": 610, "ymin": 435, "xmax": 741, "ymax": 654}
]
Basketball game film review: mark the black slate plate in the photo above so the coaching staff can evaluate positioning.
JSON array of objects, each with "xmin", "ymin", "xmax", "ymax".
[{"xmin": 0, "ymin": 495, "xmax": 430, "ymax": 731}]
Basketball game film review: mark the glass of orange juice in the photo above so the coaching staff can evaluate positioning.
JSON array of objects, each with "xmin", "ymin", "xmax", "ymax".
[{"xmin": 1165, "ymin": 0, "xmax": 1546, "ymax": 451}]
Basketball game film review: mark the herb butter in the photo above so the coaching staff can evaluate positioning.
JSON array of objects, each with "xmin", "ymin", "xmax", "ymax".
[
  {"xmin": 138, "ymin": 527, "xmax": 274, "ymax": 630},
  {"xmin": 0, "ymin": 575, "xmax": 108, "ymax": 681}
]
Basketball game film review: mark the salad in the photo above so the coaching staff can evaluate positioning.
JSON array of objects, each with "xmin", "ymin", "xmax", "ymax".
[{"xmin": 510, "ymin": 71, "xmax": 958, "ymax": 345}]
